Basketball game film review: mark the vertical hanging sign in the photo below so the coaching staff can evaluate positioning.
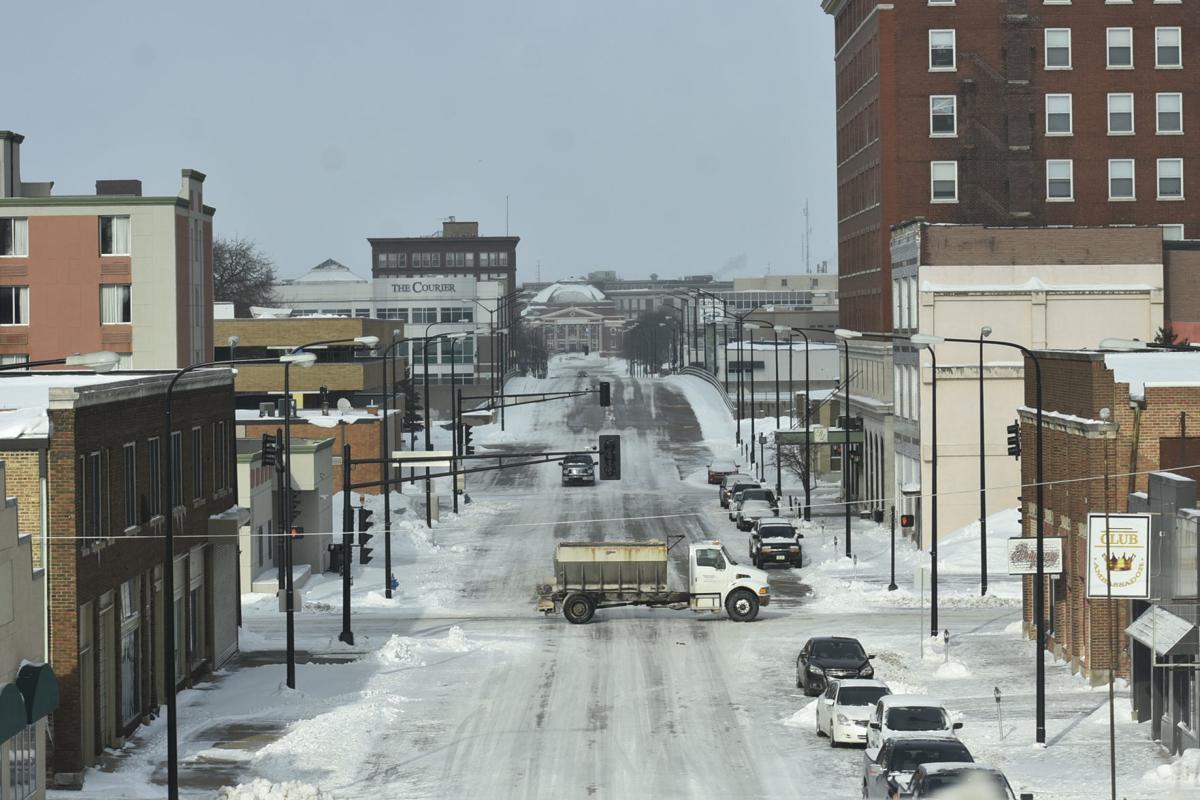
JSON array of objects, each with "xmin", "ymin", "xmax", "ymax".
[{"xmin": 1086, "ymin": 513, "xmax": 1151, "ymax": 598}]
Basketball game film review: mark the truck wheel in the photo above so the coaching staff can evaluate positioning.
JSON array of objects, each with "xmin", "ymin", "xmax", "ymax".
[
  {"xmin": 725, "ymin": 589, "xmax": 759, "ymax": 622},
  {"xmin": 563, "ymin": 593, "xmax": 595, "ymax": 624}
]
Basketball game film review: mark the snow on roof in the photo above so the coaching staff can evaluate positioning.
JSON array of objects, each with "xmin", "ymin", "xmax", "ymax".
[
  {"xmin": 1103, "ymin": 351, "xmax": 1200, "ymax": 400},
  {"xmin": 0, "ymin": 373, "xmax": 166, "ymax": 440},
  {"xmin": 879, "ymin": 694, "xmax": 945, "ymax": 708},
  {"xmin": 290, "ymin": 258, "xmax": 368, "ymax": 284},
  {"xmin": 530, "ymin": 282, "xmax": 606, "ymax": 305}
]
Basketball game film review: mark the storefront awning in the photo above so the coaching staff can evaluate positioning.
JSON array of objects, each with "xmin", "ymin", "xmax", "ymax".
[
  {"xmin": 1126, "ymin": 605, "xmax": 1199, "ymax": 657},
  {"xmin": 0, "ymin": 683, "xmax": 26, "ymax": 742},
  {"xmin": 15, "ymin": 662, "xmax": 59, "ymax": 724}
]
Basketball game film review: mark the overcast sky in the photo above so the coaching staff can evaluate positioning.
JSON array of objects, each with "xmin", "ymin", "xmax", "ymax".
[{"xmin": 7, "ymin": 1, "xmax": 834, "ymax": 283}]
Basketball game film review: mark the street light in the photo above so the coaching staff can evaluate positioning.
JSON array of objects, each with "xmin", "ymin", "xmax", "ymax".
[
  {"xmin": 744, "ymin": 321, "xmax": 763, "ymax": 468},
  {"xmin": 979, "ymin": 326, "xmax": 992, "ymax": 597},
  {"xmin": 910, "ymin": 333, "xmax": 942, "ymax": 636},
  {"xmin": 835, "ymin": 328, "xmax": 862, "ymax": 557},
  {"xmin": 443, "ymin": 332, "xmax": 469, "ymax": 515},
  {"xmin": 0, "ymin": 350, "xmax": 121, "ymax": 373}
]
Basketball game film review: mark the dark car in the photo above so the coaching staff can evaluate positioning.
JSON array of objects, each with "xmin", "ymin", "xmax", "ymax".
[
  {"xmin": 863, "ymin": 738, "xmax": 975, "ymax": 798},
  {"xmin": 707, "ymin": 460, "xmax": 740, "ymax": 485},
  {"xmin": 795, "ymin": 636, "xmax": 875, "ymax": 696},
  {"xmin": 909, "ymin": 763, "xmax": 1018, "ymax": 800},
  {"xmin": 561, "ymin": 453, "xmax": 596, "ymax": 486},
  {"xmin": 718, "ymin": 473, "xmax": 756, "ymax": 507},
  {"xmin": 739, "ymin": 487, "xmax": 777, "ymax": 506},
  {"xmin": 750, "ymin": 519, "xmax": 803, "ymax": 568}
]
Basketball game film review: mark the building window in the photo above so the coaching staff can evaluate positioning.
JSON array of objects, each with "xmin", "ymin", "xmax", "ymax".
[
  {"xmin": 83, "ymin": 451, "xmax": 103, "ymax": 545},
  {"xmin": 1107, "ymin": 28, "xmax": 1133, "ymax": 69},
  {"xmin": 116, "ymin": 353, "xmax": 133, "ymax": 370},
  {"xmin": 929, "ymin": 30, "xmax": 956, "ymax": 70},
  {"xmin": 1107, "ymin": 93, "xmax": 1134, "ymax": 134},
  {"xmin": 1156, "ymin": 27, "xmax": 1182, "ymax": 68},
  {"xmin": 930, "ymin": 161, "xmax": 958, "ymax": 202},
  {"xmin": 930, "ymin": 96, "xmax": 957, "ymax": 136},
  {"xmin": 189, "ymin": 584, "xmax": 206, "ymax": 668},
  {"xmin": 191, "ymin": 426, "xmax": 203, "ymax": 501},
  {"xmin": 123, "ymin": 442, "xmax": 137, "ymax": 529},
  {"xmin": 0, "ymin": 218, "xmax": 28, "ymax": 257},
  {"xmin": 1045, "ymin": 94, "xmax": 1073, "ymax": 135},
  {"xmin": 170, "ymin": 431, "xmax": 183, "ymax": 508},
  {"xmin": 0, "ymin": 286, "xmax": 29, "ymax": 326},
  {"xmin": 7, "ymin": 723, "xmax": 39, "ymax": 799},
  {"xmin": 100, "ymin": 284, "xmax": 132, "ymax": 324},
  {"xmin": 440, "ymin": 306, "xmax": 474, "ymax": 323},
  {"xmin": 1162, "ymin": 224, "xmax": 1186, "ymax": 241},
  {"xmin": 1046, "ymin": 160, "xmax": 1074, "ymax": 201},
  {"xmin": 354, "ymin": 308, "xmax": 370, "ymax": 318},
  {"xmin": 412, "ymin": 307, "xmax": 438, "ymax": 324},
  {"xmin": 1045, "ymin": 29, "xmax": 1072, "ymax": 69},
  {"xmin": 1109, "ymin": 159, "xmax": 1136, "ymax": 200},
  {"xmin": 1158, "ymin": 158, "xmax": 1184, "ymax": 199},
  {"xmin": 0, "ymin": 354, "xmax": 28, "ymax": 368},
  {"xmin": 148, "ymin": 436, "xmax": 162, "ymax": 517},
  {"xmin": 376, "ymin": 252, "xmax": 405, "ymax": 270},
  {"xmin": 1158, "ymin": 92, "xmax": 1183, "ymax": 133},
  {"xmin": 99, "ymin": 215, "xmax": 131, "ymax": 255},
  {"xmin": 377, "ymin": 308, "xmax": 408, "ymax": 321},
  {"xmin": 213, "ymin": 420, "xmax": 229, "ymax": 493},
  {"xmin": 446, "ymin": 252, "xmax": 475, "ymax": 268}
]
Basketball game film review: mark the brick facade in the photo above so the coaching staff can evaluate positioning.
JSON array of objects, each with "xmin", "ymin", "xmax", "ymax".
[{"xmin": 1018, "ymin": 350, "xmax": 1200, "ymax": 682}]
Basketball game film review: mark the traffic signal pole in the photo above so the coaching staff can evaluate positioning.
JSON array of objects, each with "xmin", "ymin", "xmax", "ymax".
[{"xmin": 339, "ymin": 443, "xmax": 354, "ymax": 645}]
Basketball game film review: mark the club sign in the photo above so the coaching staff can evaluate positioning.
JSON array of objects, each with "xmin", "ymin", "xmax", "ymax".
[
  {"xmin": 1006, "ymin": 537, "xmax": 1064, "ymax": 575},
  {"xmin": 1086, "ymin": 513, "xmax": 1151, "ymax": 598}
]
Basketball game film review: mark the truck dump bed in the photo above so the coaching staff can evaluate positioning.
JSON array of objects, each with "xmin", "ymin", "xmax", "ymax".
[{"xmin": 554, "ymin": 541, "xmax": 669, "ymax": 594}]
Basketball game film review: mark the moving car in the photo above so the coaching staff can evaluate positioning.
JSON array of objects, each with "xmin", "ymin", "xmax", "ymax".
[
  {"xmin": 862, "ymin": 738, "xmax": 974, "ymax": 798},
  {"xmin": 577, "ymin": 370, "xmax": 588, "ymax": 377},
  {"xmin": 749, "ymin": 518, "xmax": 803, "ymax": 568},
  {"xmin": 560, "ymin": 453, "xmax": 596, "ymax": 486},
  {"xmin": 909, "ymin": 763, "xmax": 1020, "ymax": 800},
  {"xmin": 719, "ymin": 473, "xmax": 757, "ymax": 508},
  {"xmin": 796, "ymin": 636, "xmax": 875, "ymax": 696},
  {"xmin": 866, "ymin": 695, "xmax": 962, "ymax": 755},
  {"xmin": 707, "ymin": 459, "xmax": 740, "ymax": 485},
  {"xmin": 815, "ymin": 679, "xmax": 891, "ymax": 746},
  {"xmin": 735, "ymin": 498, "xmax": 778, "ymax": 531}
]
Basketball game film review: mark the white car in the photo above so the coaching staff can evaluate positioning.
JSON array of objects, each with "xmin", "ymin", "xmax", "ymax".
[
  {"xmin": 815, "ymin": 679, "xmax": 891, "ymax": 746},
  {"xmin": 735, "ymin": 499, "xmax": 778, "ymax": 531},
  {"xmin": 865, "ymin": 695, "xmax": 963, "ymax": 758}
]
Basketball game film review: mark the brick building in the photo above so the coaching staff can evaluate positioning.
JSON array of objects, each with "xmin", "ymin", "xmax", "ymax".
[
  {"xmin": 0, "ymin": 131, "xmax": 215, "ymax": 369},
  {"xmin": 1017, "ymin": 348, "xmax": 1200, "ymax": 683},
  {"xmin": 0, "ymin": 371, "xmax": 239, "ymax": 786}
]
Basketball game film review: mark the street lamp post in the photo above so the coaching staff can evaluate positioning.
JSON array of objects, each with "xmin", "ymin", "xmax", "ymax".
[
  {"xmin": 835, "ymin": 328, "xmax": 863, "ymax": 557},
  {"xmin": 910, "ymin": 334, "xmax": 941, "ymax": 636},
  {"xmin": 979, "ymin": 326, "xmax": 992, "ymax": 596},
  {"xmin": 746, "ymin": 323, "xmax": 757, "ymax": 470}
]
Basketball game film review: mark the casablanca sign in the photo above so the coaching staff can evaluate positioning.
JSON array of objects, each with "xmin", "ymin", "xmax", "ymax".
[
  {"xmin": 1006, "ymin": 537, "xmax": 1064, "ymax": 575},
  {"xmin": 1086, "ymin": 513, "xmax": 1151, "ymax": 599}
]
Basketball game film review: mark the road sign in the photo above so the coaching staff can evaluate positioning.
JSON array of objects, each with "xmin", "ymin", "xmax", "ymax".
[
  {"xmin": 775, "ymin": 429, "xmax": 862, "ymax": 446},
  {"xmin": 392, "ymin": 450, "xmax": 452, "ymax": 468}
]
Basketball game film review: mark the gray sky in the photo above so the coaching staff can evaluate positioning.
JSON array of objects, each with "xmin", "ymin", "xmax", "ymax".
[{"xmin": 7, "ymin": 1, "xmax": 834, "ymax": 283}]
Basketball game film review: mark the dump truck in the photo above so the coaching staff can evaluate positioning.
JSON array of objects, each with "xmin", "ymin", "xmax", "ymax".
[{"xmin": 536, "ymin": 539, "xmax": 769, "ymax": 623}]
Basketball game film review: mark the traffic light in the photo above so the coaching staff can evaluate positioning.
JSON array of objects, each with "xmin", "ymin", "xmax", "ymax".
[
  {"xmin": 261, "ymin": 433, "xmax": 277, "ymax": 467},
  {"xmin": 358, "ymin": 530, "xmax": 374, "ymax": 564},
  {"xmin": 1006, "ymin": 421, "xmax": 1021, "ymax": 459},
  {"xmin": 599, "ymin": 381, "xmax": 611, "ymax": 407},
  {"xmin": 900, "ymin": 514, "xmax": 915, "ymax": 529},
  {"xmin": 1016, "ymin": 496, "xmax": 1025, "ymax": 532},
  {"xmin": 463, "ymin": 426, "xmax": 475, "ymax": 456},
  {"xmin": 599, "ymin": 434, "xmax": 621, "ymax": 480},
  {"xmin": 357, "ymin": 507, "xmax": 374, "ymax": 532},
  {"xmin": 290, "ymin": 526, "xmax": 304, "ymax": 541},
  {"xmin": 289, "ymin": 491, "xmax": 302, "ymax": 527}
]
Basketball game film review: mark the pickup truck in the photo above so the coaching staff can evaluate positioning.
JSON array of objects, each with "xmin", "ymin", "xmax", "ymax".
[
  {"xmin": 749, "ymin": 518, "xmax": 803, "ymax": 568},
  {"xmin": 536, "ymin": 539, "xmax": 769, "ymax": 624},
  {"xmin": 561, "ymin": 453, "xmax": 596, "ymax": 486}
]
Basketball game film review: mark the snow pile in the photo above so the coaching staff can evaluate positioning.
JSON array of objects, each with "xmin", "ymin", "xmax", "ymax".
[
  {"xmin": 1144, "ymin": 748, "xmax": 1200, "ymax": 788},
  {"xmin": 216, "ymin": 778, "xmax": 333, "ymax": 799},
  {"xmin": 782, "ymin": 701, "xmax": 817, "ymax": 729},
  {"xmin": 376, "ymin": 626, "xmax": 477, "ymax": 667},
  {"xmin": 933, "ymin": 661, "xmax": 972, "ymax": 680}
]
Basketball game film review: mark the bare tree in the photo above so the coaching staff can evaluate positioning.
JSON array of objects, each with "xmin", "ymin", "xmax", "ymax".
[
  {"xmin": 213, "ymin": 236, "xmax": 279, "ymax": 316},
  {"xmin": 777, "ymin": 445, "xmax": 811, "ymax": 493}
]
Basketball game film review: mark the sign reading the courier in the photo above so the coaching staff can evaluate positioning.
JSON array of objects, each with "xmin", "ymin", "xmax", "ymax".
[{"xmin": 1086, "ymin": 513, "xmax": 1151, "ymax": 599}]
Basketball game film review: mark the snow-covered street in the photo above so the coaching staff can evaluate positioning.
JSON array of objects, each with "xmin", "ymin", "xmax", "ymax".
[{"xmin": 58, "ymin": 355, "xmax": 1190, "ymax": 799}]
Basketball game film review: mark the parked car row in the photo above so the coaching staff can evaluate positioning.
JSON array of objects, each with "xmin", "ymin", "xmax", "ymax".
[
  {"xmin": 716, "ymin": 473, "xmax": 804, "ymax": 568},
  {"xmin": 796, "ymin": 635, "xmax": 1030, "ymax": 799}
]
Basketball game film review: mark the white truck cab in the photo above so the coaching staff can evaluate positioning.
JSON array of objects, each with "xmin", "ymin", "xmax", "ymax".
[{"xmin": 687, "ymin": 540, "xmax": 770, "ymax": 620}]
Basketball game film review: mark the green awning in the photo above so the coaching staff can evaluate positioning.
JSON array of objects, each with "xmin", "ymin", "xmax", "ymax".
[
  {"xmin": 16, "ymin": 662, "xmax": 58, "ymax": 724},
  {"xmin": 0, "ymin": 683, "xmax": 26, "ymax": 742}
]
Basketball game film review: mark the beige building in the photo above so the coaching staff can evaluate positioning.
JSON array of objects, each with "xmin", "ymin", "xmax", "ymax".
[
  {"xmin": 0, "ymin": 460, "xmax": 54, "ymax": 799},
  {"xmin": 891, "ymin": 223, "xmax": 1165, "ymax": 542},
  {"xmin": 0, "ymin": 131, "xmax": 213, "ymax": 369}
]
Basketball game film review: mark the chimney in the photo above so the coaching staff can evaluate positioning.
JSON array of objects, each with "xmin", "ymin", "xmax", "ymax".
[
  {"xmin": 95, "ymin": 179, "xmax": 143, "ymax": 197},
  {"xmin": 0, "ymin": 131, "xmax": 24, "ymax": 199},
  {"xmin": 443, "ymin": 219, "xmax": 479, "ymax": 238}
]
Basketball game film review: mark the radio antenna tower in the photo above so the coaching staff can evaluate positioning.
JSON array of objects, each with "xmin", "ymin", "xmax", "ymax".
[{"xmin": 803, "ymin": 200, "xmax": 812, "ymax": 274}]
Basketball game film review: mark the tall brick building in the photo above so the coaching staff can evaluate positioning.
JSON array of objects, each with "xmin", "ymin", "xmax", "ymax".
[
  {"xmin": 822, "ymin": 0, "xmax": 1197, "ymax": 332},
  {"xmin": 1017, "ymin": 348, "xmax": 1200, "ymax": 683},
  {"xmin": 0, "ymin": 371, "xmax": 239, "ymax": 786}
]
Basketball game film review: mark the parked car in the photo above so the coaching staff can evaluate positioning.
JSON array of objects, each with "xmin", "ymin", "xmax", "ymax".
[
  {"xmin": 862, "ymin": 738, "xmax": 974, "ymax": 799},
  {"xmin": 707, "ymin": 459, "xmax": 740, "ymax": 484},
  {"xmin": 561, "ymin": 453, "xmax": 596, "ymax": 486},
  {"xmin": 739, "ymin": 487, "xmax": 777, "ymax": 506},
  {"xmin": 909, "ymin": 764, "xmax": 1019, "ymax": 800},
  {"xmin": 815, "ymin": 679, "xmax": 891, "ymax": 746},
  {"xmin": 736, "ymin": 498, "xmax": 779, "ymax": 531},
  {"xmin": 796, "ymin": 636, "xmax": 875, "ymax": 696},
  {"xmin": 577, "ymin": 370, "xmax": 588, "ymax": 377},
  {"xmin": 719, "ymin": 473, "xmax": 757, "ymax": 508},
  {"xmin": 725, "ymin": 483, "xmax": 761, "ymax": 516},
  {"xmin": 866, "ymin": 695, "xmax": 963, "ymax": 755},
  {"xmin": 749, "ymin": 519, "xmax": 803, "ymax": 568}
]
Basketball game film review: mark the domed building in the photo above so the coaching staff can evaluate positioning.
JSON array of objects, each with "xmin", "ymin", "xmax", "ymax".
[{"xmin": 520, "ymin": 280, "xmax": 625, "ymax": 357}]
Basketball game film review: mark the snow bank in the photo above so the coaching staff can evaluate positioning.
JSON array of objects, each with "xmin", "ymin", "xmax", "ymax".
[
  {"xmin": 934, "ymin": 661, "xmax": 972, "ymax": 680},
  {"xmin": 376, "ymin": 626, "xmax": 478, "ymax": 667},
  {"xmin": 217, "ymin": 778, "xmax": 332, "ymax": 799},
  {"xmin": 782, "ymin": 701, "xmax": 817, "ymax": 729},
  {"xmin": 1144, "ymin": 748, "xmax": 1200, "ymax": 788}
]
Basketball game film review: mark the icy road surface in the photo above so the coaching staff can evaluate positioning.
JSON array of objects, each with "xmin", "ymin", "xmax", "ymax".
[{"xmin": 61, "ymin": 354, "xmax": 1180, "ymax": 800}]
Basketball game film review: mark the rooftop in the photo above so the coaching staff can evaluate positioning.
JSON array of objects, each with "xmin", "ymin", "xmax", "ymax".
[{"xmin": 1103, "ymin": 351, "xmax": 1200, "ymax": 400}]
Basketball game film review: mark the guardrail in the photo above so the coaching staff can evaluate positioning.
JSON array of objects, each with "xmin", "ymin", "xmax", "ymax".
[{"xmin": 677, "ymin": 367, "xmax": 735, "ymax": 414}]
